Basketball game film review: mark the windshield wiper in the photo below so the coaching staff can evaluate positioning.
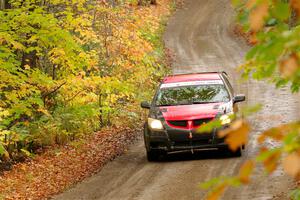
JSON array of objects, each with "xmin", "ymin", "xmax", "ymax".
[
  {"xmin": 158, "ymin": 101, "xmax": 219, "ymax": 106},
  {"xmin": 192, "ymin": 101, "xmax": 219, "ymax": 104},
  {"xmin": 157, "ymin": 104, "xmax": 173, "ymax": 106},
  {"xmin": 157, "ymin": 102, "xmax": 190, "ymax": 106}
]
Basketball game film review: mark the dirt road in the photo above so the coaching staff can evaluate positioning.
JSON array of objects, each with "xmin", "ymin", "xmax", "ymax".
[{"xmin": 55, "ymin": 0, "xmax": 300, "ymax": 199}]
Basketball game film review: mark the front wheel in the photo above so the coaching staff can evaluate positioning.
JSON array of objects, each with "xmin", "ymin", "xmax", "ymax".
[
  {"xmin": 229, "ymin": 147, "xmax": 242, "ymax": 157},
  {"xmin": 219, "ymin": 146, "xmax": 242, "ymax": 157},
  {"xmin": 146, "ymin": 150, "xmax": 159, "ymax": 161},
  {"xmin": 146, "ymin": 150, "xmax": 166, "ymax": 161}
]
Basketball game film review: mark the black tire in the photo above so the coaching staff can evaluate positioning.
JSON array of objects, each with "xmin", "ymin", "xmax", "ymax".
[
  {"xmin": 146, "ymin": 150, "xmax": 159, "ymax": 161},
  {"xmin": 229, "ymin": 147, "xmax": 242, "ymax": 157}
]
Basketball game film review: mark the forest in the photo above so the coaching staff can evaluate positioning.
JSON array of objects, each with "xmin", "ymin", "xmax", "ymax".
[{"xmin": 0, "ymin": 0, "xmax": 170, "ymax": 160}]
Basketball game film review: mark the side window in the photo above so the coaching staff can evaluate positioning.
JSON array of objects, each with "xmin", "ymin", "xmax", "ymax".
[{"xmin": 222, "ymin": 75, "xmax": 234, "ymax": 95}]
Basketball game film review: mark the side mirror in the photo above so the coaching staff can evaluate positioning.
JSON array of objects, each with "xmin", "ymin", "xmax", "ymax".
[
  {"xmin": 233, "ymin": 94, "xmax": 245, "ymax": 104},
  {"xmin": 141, "ymin": 101, "xmax": 151, "ymax": 109}
]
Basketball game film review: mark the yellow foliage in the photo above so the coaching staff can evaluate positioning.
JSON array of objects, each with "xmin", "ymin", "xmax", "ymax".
[
  {"xmin": 238, "ymin": 160, "xmax": 255, "ymax": 184},
  {"xmin": 283, "ymin": 152, "xmax": 300, "ymax": 177},
  {"xmin": 206, "ymin": 184, "xmax": 226, "ymax": 200}
]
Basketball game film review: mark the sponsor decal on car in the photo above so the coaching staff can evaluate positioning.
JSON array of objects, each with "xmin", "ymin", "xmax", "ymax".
[{"xmin": 160, "ymin": 80, "xmax": 223, "ymax": 88}]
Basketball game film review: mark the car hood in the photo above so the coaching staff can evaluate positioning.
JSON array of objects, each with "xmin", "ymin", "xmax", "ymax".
[{"xmin": 159, "ymin": 102, "xmax": 230, "ymax": 121}]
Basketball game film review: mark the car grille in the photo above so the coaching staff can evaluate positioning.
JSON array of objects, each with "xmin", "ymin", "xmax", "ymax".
[
  {"xmin": 167, "ymin": 118, "xmax": 214, "ymax": 129},
  {"xmin": 168, "ymin": 120, "xmax": 188, "ymax": 127}
]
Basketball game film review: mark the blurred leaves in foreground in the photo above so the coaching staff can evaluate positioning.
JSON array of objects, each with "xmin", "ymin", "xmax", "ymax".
[
  {"xmin": 200, "ymin": 0, "xmax": 300, "ymax": 199},
  {"xmin": 234, "ymin": 0, "xmax": 300, "ymax": 92}
]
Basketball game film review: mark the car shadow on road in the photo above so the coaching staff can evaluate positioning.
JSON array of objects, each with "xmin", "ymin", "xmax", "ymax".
[{"xmin": 158, "ymin": 149, "xmax": 240, "ymax": 162}]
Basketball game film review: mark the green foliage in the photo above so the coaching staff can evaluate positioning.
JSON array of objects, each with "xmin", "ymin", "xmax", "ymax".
[
  {"xmin": 235, "ymin": 0, "xmax": 300, "ymax": 92},
  {"xmin": 200, "ymin": 176, "xmax": 241, "ymax": 190},
  {"xmin": 0, "ymin": 0, "xmax": 169, "ymax": 159},
  {"xmin": 290, "ymin": 189, "xmax": 300, "ymax": 200},
  {"xmin": 197, "ymin": 118, "xmax": 223, "ymax": 133},
  {"xmin": 0, "ymin": 143, "xmax": 6, "ymax": 155}
]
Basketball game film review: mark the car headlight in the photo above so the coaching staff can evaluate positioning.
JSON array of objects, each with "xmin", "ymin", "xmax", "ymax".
[
  {"xmin": 220, "ymin": 114, "xmax": 232, "ymax": 125},
  {"xmin": 148, "ymin": 118, "xmax": 164, "ymax": 130}
]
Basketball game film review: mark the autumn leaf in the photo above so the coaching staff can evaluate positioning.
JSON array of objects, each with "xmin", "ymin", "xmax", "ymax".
[
  {"xmin": 246, "ymin": 0, "xmax": 257, "ymax": 9},
  {"xmin": 257, "ymin": 134, "xmax": 267, "ymax": 144},
  {"xmin": 11, "ymin": 40, "xmax": 25, "ymax": 50},
  {"xmin": 258, "ymin": 148, "xmax": 281, "ymax": 174},
  {"xmin": 20, "ymin": 149, "xmax": 31, "ymax": 157},
  {"xmin": 205, "ymin": 184, "xmax": 226, "ymax": 200},
  {"xmin": 37, "ymin": 108, "xmax": 51, "ymax": 116},
  {"xmin": 249, "ymin": 1, "xmax": 269, "ymax": 32},
  {"xmin": 257, "ymin": 124, "xmax": 286, "ymax": 144},
  {"xmin": 218, "ymin": 120, "xmax": 250, "ymax": 151},
  {"xmin": 283, "ymin": 152, "xmax": 300, "ymax": 178},
  {"xmin": 258, "ymin": 122, "xmax": 299, "ymax": 144},
  {"xmin": 279, "ymin": 54, "xmax": 299, "ymax": 79},
  {"xmin": 238, "ymin": 160, "xmax": 255, "ymax": 184},
  {"xmin": 24, "ymin": 121, "xmax": 30, "ymax": 126},
  {"xmin": 291, "ymin": 0, "xmax": 300, "ymax": 16},
  {"xmin": 249, "ymin": 31, "xmax": 258, "ymax": 45}
]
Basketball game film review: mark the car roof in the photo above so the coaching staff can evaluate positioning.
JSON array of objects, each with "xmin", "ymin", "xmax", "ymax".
[{"xmin": 162, "ymin": 72, "xmax": 223, "ymax": 83}]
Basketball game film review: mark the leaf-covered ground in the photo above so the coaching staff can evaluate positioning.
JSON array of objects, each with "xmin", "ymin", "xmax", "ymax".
[{"xmin": 0, "ymin": 126, "xmax": 141, "ymax": 200}]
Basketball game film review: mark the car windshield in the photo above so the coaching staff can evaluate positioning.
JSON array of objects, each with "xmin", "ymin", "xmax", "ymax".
[{"xmin": 155, "ymin": 84, "xmax": 230, "ymax": 106}]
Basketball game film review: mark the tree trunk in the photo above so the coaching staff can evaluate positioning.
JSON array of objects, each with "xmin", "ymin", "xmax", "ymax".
[
  {"xmin": 0, "ymin": 0, "xmax": 11, "ymax": 9},
  {"xmin": 289, "ymin": 9, "xmax": 297, "ymax": 28},
  {"xmin": 150, "ymin": 0, "xmax": 157, "ymax": 5},
  {"xmin": 99, "ymin": 93, "xmax": 104, "ymax": 127},
  {"xmin": 21, "ymin": 51, "xmax": 37, "ymax": 69},
  {"xmin": 0, "ymin": 0, "xmax": 5, "ymax": 10}
]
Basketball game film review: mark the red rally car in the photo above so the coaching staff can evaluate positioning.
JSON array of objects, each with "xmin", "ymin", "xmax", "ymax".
[{"xmin": 141, "ymin": 72, "xmax": 246, "ymax": 161}]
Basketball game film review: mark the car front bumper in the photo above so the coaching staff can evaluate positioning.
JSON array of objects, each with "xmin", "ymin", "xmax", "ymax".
[{"xmin": 144, "ymin": 125, "xmax": 229, "ymax": 153}]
